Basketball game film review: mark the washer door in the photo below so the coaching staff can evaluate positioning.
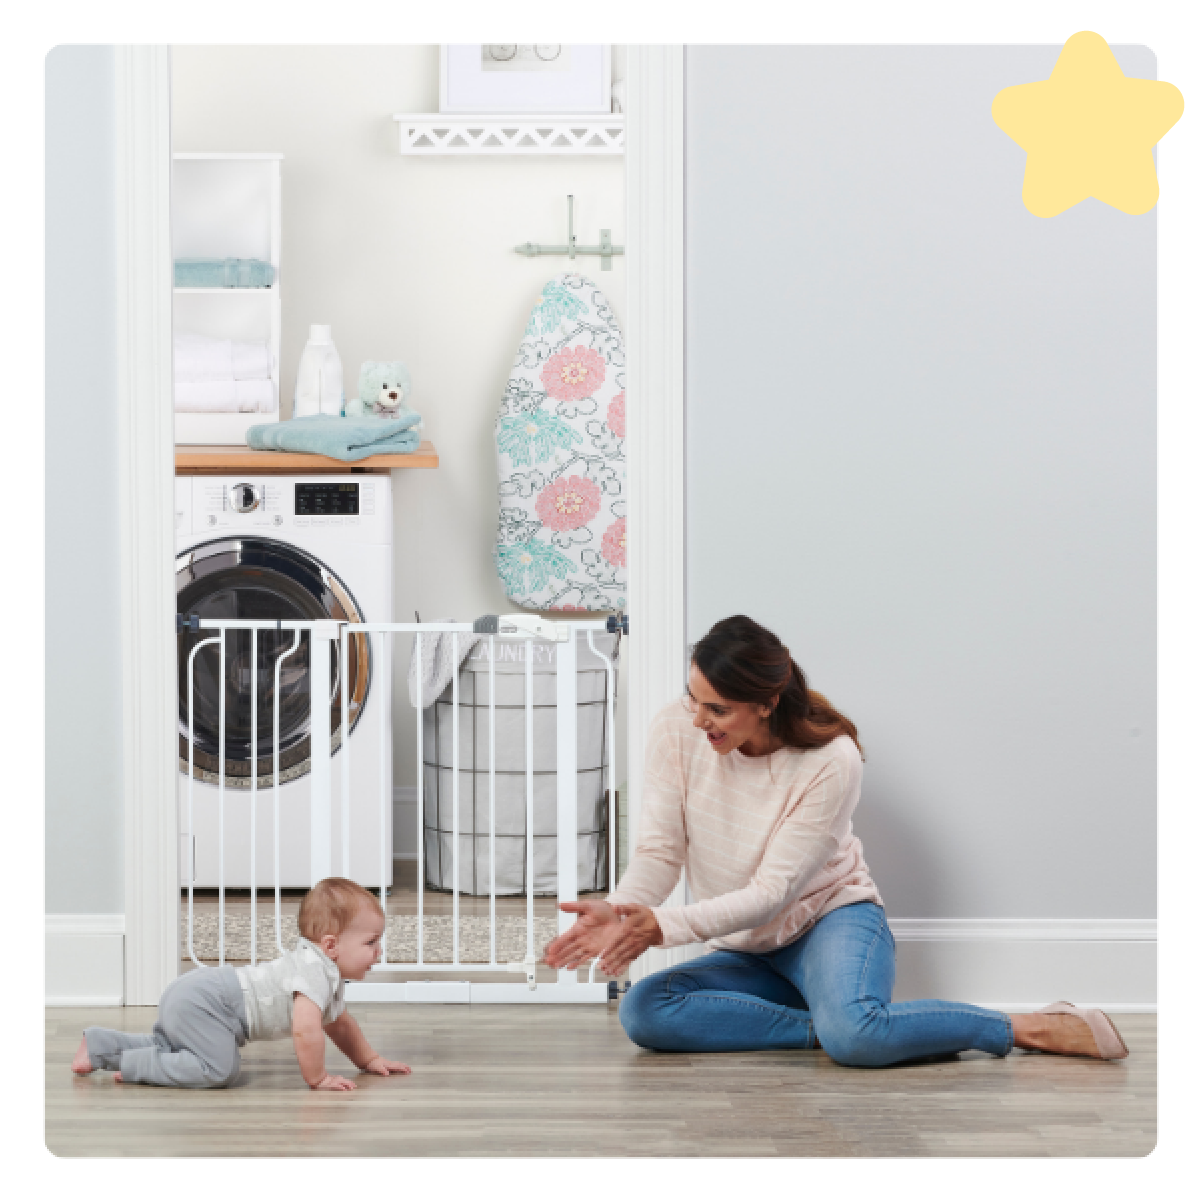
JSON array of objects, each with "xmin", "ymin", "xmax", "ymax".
[{"xmin": 177, "ymin": 537, "xmax": 371, "ymax": 787}]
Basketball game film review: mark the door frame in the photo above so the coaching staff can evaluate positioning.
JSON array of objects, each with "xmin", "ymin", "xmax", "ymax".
[
  {"xmin": 623, "ymin": 47, "xmax": 691, "ymax": 980},
  {"xmin": 120, "ymin": 45, "xmax": 690, "ymax": 996},
  {"xmin": 115, "ymin": 45, "xmax": 178, "ymax": 1005}
]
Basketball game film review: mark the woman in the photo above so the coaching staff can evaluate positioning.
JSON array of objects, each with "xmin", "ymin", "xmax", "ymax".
[{"xmin": 545, "ymin": 615, "xmax": 1127, "ymax": 1065}]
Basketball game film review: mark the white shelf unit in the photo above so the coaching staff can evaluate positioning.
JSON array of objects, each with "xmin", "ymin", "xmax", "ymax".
[
  {"xmin": 171, "ymin": 153, "xmax": 283, "ymax": 446},
  {"xmin": 394, "ymin": 113, "xmax": 624, "ymax": 156}
]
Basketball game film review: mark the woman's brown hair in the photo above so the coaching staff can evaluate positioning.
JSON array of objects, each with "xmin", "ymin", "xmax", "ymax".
[{"xmin": 691, "ymin": 614, "xmax": 863, "ymax": 757}]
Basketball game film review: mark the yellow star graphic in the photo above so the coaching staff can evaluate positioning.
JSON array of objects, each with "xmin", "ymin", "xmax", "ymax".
[{"xmin": 992, "ymin": 31, "xmax": 1183, "ymax": 217}]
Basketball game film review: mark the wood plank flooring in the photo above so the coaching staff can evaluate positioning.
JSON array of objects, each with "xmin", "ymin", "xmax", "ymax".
[{"xmin": 46, "ymin": 1006, "xmax": 1155, "ymax": 1157}]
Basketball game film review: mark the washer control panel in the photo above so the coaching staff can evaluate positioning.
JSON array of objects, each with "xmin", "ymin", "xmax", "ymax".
[{"xmin": 188, "ymin": 476, "xmax": 383, "ymax": 538}]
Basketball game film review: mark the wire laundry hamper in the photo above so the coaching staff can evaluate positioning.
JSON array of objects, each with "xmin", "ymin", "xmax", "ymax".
[{"xmin": 422, "ymin": 631, "xmax": 617, "ymax": 895}]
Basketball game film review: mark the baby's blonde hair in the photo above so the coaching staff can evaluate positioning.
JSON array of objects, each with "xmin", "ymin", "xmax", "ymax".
[{"xmin": 298, "ymin": 877, "xmax": 383, "ymax": 942}]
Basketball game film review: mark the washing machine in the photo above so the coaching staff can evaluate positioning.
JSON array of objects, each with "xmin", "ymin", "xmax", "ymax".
[{"xmin": 175, "ymin": 474, "xmax": 392, "ymax": 888}]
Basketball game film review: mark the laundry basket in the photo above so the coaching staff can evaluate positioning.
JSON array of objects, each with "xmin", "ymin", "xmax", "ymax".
[{"xmin": 422, "ymin": 631, "xmax": 618, "ymax": 895}]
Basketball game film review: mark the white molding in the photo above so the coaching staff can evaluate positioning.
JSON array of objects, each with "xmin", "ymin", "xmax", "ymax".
[
  {"xmin": 395, "ymin": 114, "xmax": 624, "ymax": 155},
  {"xmin": 46, "ymin": 915, "xmax": 126, "ymax": 937},
  {"xmin": 46, "ymin": 914, "xmax": 126, "ymax": 1007},
  {"xmin": 889, "ymin": 918, "xmax": 1156, "ymax": 942},
  {"xmin": 346, "ymin": 981, "xmax": 608, "ymax": 1004},
  {"xmin": 115, "ymin": 45, "xmax": 179, "ymax": 1006},
  {"xmin": 625, "ymin": 46, "xmax": 688, "ymax": 983},
  {"xmin": 969, "ymin": 1003, "xmax": 1156, "ymax": 1014},
  {"xmin": 46, "ymin": 997, "xmax": 127, "ymax": 1009}
]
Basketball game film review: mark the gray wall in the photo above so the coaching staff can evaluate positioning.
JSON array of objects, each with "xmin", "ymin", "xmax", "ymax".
[
  {"xmin": 684, "ymin": 46, "xmax": 1155, "ymax": 919},
  {"xmin": 45, "ymin": 45, "xmax": 125, "ymax": 914}
]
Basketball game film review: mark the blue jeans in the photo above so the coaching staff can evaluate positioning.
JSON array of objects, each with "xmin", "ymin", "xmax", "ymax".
[{"xmin": 620, "ymin": 902, "xmax": 1013, "ymax": 1065}]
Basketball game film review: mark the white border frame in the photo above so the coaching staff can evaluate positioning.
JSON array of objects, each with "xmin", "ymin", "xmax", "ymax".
[
  {"xmin": 624, "ymin": 47, "xmax": 689, "ymax": 983},
  {"xmin": 115, "ymin": 45, "xmax": 180, "ymax": 1006},
  {"xmin": 440, "ymin": 45, "xmax": 613, "ymax": 114}
]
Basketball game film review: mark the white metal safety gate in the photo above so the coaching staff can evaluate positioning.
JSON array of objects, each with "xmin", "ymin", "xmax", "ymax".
[{"xmin": 180, "ymin": 617, "xmax": 620, "ymax": 1003}]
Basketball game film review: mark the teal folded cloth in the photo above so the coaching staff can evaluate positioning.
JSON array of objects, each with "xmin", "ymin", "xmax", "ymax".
[
  {"xmin": 246, "ymin": 413, "xmax": 422, "ymax": 461},
  {"xmin": 175, "ymin": 258, "xmax": 276, "ymax": 288}
]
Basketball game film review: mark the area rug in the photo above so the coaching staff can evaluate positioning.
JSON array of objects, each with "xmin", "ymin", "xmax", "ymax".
[{"xmin": 183, "ymin": 910, "xmax": 559, "ymax": 964}]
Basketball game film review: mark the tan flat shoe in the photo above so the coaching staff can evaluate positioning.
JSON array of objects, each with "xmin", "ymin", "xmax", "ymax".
[{"xmin": 1036, "ymin": 1001, "xmax": 1129, "ymax": 1060}]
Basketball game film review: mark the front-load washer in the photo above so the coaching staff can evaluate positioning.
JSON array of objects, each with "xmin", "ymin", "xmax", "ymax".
[{"xmin": 175, "ymin": 474, "xmax": 392, "ymax": 888}]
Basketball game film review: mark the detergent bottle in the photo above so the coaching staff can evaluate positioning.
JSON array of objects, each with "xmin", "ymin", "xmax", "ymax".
[{"xmin": 293, "ymin": 324, "xmax": 344, "ymax": 417}]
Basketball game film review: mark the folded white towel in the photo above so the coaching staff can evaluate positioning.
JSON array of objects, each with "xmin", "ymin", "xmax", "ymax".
[
  {"xmin": 174, "ymin": 332, "xmax": 273, "ymax": 382},
  {"xmin": 174, "ymin": 379, "xmax": 276, "ymax": 413}
]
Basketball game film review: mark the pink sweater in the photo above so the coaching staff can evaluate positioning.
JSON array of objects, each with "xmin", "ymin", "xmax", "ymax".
[{"xmin": 608, "ymin": 703, "xmax": 883, "ymax": 953}]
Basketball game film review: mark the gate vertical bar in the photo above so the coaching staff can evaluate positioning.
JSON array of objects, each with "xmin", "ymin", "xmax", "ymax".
[
  {"xmin": 218, "ymin": 627, "xmax": 226, "ymax": 966},
  {"xmin": 525, "ymin": 641, "xmax": 534, "ymax": 966},
  {"xmin": 274, "ymin": 630, "xmax": 301, "ymax": 954},
  {"xmin": 250, "ymin": 628, "xmax": 257, "ymax": 966},
  {"xmin": 586, "ymin": 631, "xmax": 618, "ymax": 893},
  {"xmin": 556, "ymin": 631, "xmax": 578, "ymax": 983},
  {"xmin": 451, "ymin": 632, "xmax": 460, "ymax": 966},
  {"xmin": 342, "ymin": 624, "xmax": 351, "ymax": 879},
  {"xmin": 378, "ymin": 630, "xmax": 387, "ymax": 949},
  {"xmin": 416, "ymin": 631, "xmax": 423, "ymax": 966},
  {"xmin": 310, "ymin": 625, "xmax": 333, "ymax": 883},
  {"xmin": 185, "ymin": 639, "xmax": 217, "ymax": 969},
  {"xmin": 489, "ymin": 636, "xmax": 496, "ymax": 965}
]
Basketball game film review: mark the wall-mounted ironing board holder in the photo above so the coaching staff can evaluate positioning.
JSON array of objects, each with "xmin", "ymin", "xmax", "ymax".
[{"xmin": 515, "ymin": 195, "xmax": 624, "ymax": 271}]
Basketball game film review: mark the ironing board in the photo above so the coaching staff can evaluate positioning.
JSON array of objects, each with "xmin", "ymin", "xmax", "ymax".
[{"xmin": 493, "ymin": 273, "xmax": 627, "ymax": 611}]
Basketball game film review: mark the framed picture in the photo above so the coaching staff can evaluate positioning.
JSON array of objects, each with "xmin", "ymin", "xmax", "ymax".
[{"xmin": 440, "ymin": 45, "xmax": 613, "ymax": 114}]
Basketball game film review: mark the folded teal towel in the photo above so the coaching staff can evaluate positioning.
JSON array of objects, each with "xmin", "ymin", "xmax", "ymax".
[
  {"xmin": 246, "ymin": 414, "xmax": 422, "ymax": 461},
  {"xmin": 175, "ymin": 258, "xmax": 275, "ymax": 288}
]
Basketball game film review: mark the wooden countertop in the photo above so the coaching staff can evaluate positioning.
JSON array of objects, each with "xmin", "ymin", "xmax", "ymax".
[{"xmin": 175, "ymin": 441, "xmax": 439, "ymax": 474}]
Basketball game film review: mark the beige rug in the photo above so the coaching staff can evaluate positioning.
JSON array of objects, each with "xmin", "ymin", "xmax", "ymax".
[{"xmin": 183, "ymin": 910, "xmax": 559, "ymax": 964}]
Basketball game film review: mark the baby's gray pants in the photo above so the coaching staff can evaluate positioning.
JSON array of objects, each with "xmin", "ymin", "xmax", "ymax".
[{"xmin": 84, "ymin": 966, "xmax": 250, "ymax": 1088}]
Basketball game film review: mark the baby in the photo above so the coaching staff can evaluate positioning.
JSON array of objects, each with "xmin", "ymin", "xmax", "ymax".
[{"xmin": 71, "ymin": 877, "xmax": 409, "ymax": 1091}]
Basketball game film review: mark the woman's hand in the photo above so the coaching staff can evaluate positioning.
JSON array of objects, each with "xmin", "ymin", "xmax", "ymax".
[
  {"xmin": 543, "ymin": 900, "xmax": 622, "ymax": 970},
  {"xmin": 601, "ymin": 905, "xmax": 664, "ymax": 976}
]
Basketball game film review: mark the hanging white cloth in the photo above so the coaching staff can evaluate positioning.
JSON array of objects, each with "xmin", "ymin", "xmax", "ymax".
[{"xmin": 406, "ymin": 621, "xmax": 482, "ymax": 709}]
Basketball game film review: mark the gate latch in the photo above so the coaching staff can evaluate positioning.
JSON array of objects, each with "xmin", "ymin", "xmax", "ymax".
[
  {"xmin": 176, "ymin": 613, "xmax": 201, "ymax": 635},
  {"xmin": 606, "ymin": 614, "xmax": 629, "ymax": 635},
  {"xmin": 507, "ymin": 958, "xmax": 538, "ymax": 990}
]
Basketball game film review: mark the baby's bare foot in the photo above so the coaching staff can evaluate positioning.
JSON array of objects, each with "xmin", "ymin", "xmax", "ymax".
[
  {"xmin": 113, "ymin": 1072, "xmax": 123, "ymax": 1083},
  {"xmin": 71, "ymin": 1036, "xmax": 94, "ymax": 1075}
]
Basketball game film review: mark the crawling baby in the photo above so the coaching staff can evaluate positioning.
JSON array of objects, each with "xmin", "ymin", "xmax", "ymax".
[{"xmin": 72, "ymin": 877, "xmax": 409, "ymax": 1091}]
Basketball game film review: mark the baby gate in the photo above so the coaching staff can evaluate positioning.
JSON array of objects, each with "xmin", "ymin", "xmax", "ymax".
[{"xmin": 179, "ymin": 617, "xmax": 621, "ymax": 1003}]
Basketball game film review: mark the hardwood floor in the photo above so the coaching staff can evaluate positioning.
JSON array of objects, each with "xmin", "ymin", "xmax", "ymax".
[{"xmin": 46, "ymin": 1006, "xmax": 1155, "ymax": 1157}]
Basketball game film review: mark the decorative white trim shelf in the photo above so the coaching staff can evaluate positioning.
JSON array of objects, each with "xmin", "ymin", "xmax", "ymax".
[{"xmin": 394, "ymin": 113, "xmax": 624, "ymax": 156}]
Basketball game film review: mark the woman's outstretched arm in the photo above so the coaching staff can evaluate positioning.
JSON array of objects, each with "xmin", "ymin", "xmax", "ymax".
[{"xmin": 545, "ymin": 713, "xmax": 686, "ymax": 970}]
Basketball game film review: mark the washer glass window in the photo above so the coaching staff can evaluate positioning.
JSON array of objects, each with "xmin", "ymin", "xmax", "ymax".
[{"xmin": 176, "ymin": 537, "xmax": 371, "ymax": 787}]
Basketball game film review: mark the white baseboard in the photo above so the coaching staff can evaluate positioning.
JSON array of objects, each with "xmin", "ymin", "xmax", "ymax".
[
  {"xmin": 46, "ymin": 915, "xmax": 125, "ymax": 1007},
  {"xmin": 888, "ymin": 918, "xmax": 1155, "ymax": 942},
  {"xmin": 889, "ymin": 918, "xmax": 1156, "ymax": 1012},
  {"xmin": 644, "ymin": 917, "xmax": 1156, "ymax": 1012}
]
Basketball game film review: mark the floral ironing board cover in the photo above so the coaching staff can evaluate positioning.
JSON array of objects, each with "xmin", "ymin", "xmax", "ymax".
[{"xmin": 494, "ymin": 273, "xmax": 626, "ymax": 612}]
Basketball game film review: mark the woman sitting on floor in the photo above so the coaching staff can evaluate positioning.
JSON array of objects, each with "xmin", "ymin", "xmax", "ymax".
[{"xmin": 544, "ymin": 614, "xmax": 1127, "ymax": 1065}]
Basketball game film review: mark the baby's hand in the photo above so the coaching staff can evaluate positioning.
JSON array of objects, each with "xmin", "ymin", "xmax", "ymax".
[
  {"xmin": 311, "ymin": 1074, "xmax": 357, "ymax": 1091},
  {"xmin": 363, "ymin": 1056, "xmax": 411, "ymax": 1077}
]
